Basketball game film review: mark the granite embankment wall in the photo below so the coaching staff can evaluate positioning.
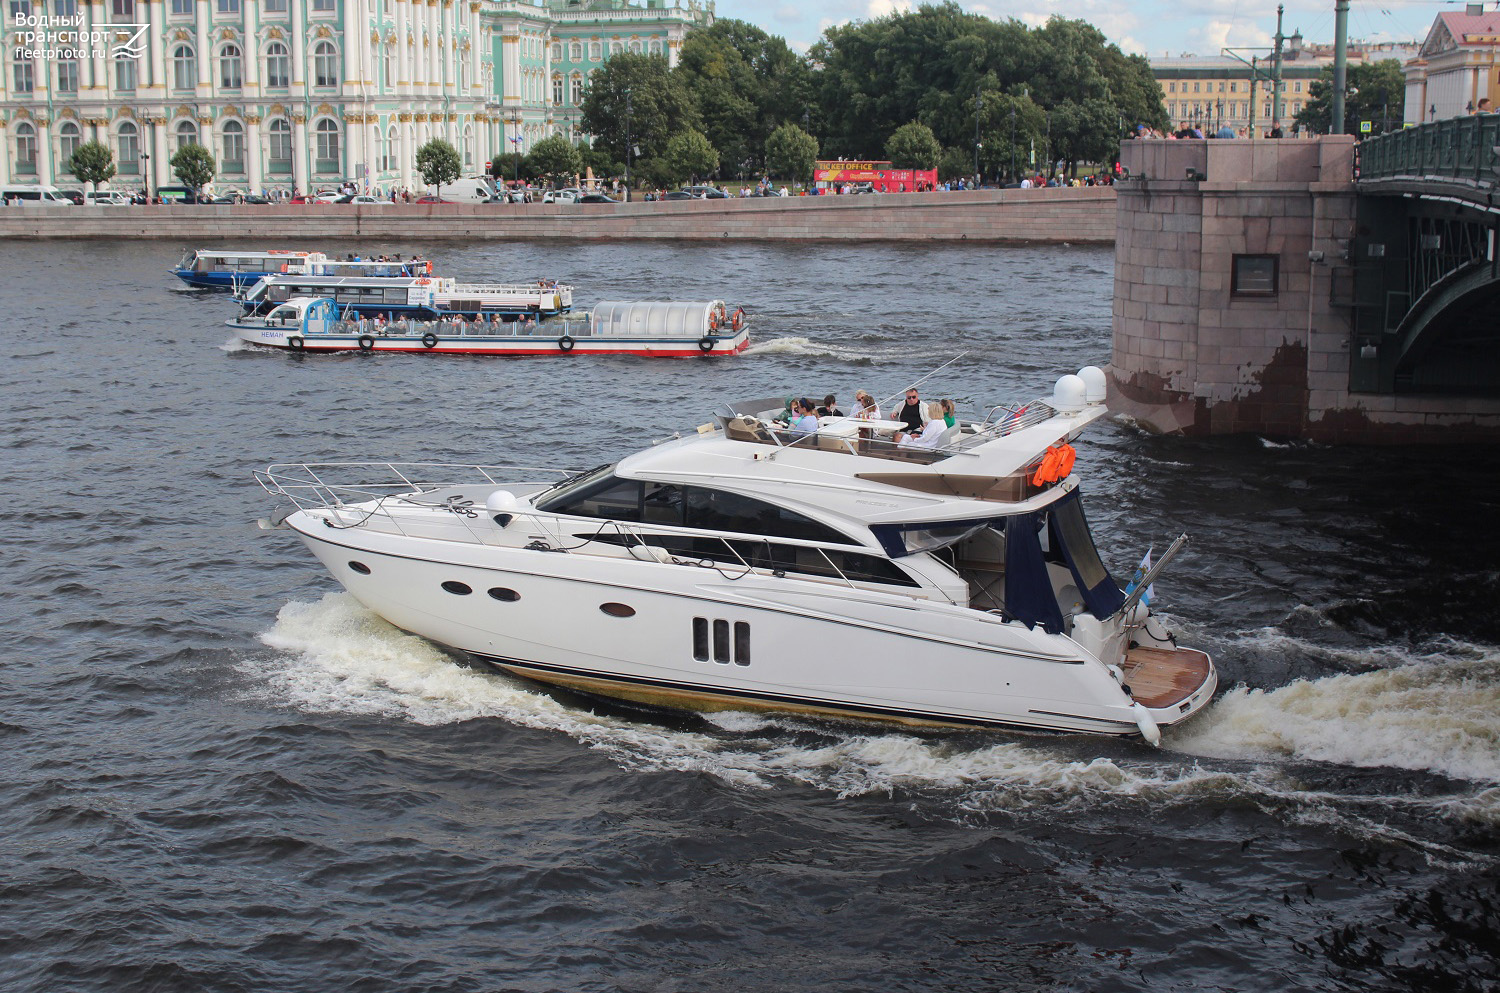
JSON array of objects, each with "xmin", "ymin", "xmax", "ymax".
[{"xmin": 0, "ymin": 187, "xmax": 1116, "ymax": 242}]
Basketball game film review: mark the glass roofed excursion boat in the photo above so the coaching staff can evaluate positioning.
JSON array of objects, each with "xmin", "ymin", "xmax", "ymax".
[
  {"xmin": 172, "ymin": 250, "xmax": 431, "ymax": 289},
  {"xmin": 254, "ymin": 368, "xmax": 1216, "ymax": 741}
]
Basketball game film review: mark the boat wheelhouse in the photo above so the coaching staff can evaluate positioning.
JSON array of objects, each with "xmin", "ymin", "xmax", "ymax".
[
  {"xmin": 172, "ymin": 250, "xmax": 431, "ymax": 289},
  {"xmin": 235, "ymin": 274, "xmax": 572, "ymax": 320},
  {"xmin": 254, "ymin": 369, "xmax": 1216, "ymax": 740},
  {"xmin": 229, "ymin": 297, "xmax": 748, "ymax": 356}
]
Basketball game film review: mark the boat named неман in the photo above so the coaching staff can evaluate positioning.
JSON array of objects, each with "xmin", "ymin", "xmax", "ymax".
[
  {"xmin": 254, "ymin": 368, "xmax": 1215, "ymax": 740},
  {"xmin": 228, "ymin": 296, "xmax": 750, "ymax": 356},
  {"xmin": 172, "ymin": 250, "xmax": 431, "ymax": 289}
]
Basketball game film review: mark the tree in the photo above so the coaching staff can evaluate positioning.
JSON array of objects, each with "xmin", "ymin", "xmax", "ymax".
[
  {"xmin": 579, "ymin": 52, "xmax": 700, "ymax": 166},
  {"xmin": 170, "ymin": 143, "xmax": 215, "ymax": 195},
  {"xmin": 1294, "ymin": 59, "xmax": 1406, "ymax": 136},
  {"xmin": 659, "ymin": 129, "xmax": 720, "ymax": 186},
  {"xmin": 765, "ymin": 123, "xmax": 818, "ymax": 189},
  {"xmin": 416, "ymin": 138, "xmax": 461, "ymax": 199},
  {"xmin": 69, "ymin": 140, "xmax": 116, "ymax": 200},
  {"xmin": 528, "ymin": 134, "xmax": 583, "ymax": 186},
  {"xmin": 885, "ymin": 121, "xmax": 941, "ymax": 169}
]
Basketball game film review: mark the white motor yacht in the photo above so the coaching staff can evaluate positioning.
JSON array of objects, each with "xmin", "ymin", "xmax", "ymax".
[{"xmin": 255, "ymin": 368, "xmax": 1217, "ymax": 742}]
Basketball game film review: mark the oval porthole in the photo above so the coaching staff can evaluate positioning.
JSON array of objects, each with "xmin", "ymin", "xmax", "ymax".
[
  {"xmin": 487, "ymin": 587, "xmax": 520, "ymax": 602},
  {"xmin": 441, "ymin": 580, "xmax": 473, "ymax": 596},
  {"xmin": 348, "ymin": 561, "xmax": 371, "ymax": 575},
  {"xmin": 600, "ymin": 602, "xmax": 636, "ymax": 618}
]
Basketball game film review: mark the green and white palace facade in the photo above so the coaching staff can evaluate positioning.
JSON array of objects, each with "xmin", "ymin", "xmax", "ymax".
[{"xmin": 0, "ymin": 0, "xmax": 712, "ymax": 195}]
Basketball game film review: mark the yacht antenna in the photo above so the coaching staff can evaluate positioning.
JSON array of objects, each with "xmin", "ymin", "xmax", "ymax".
[{"xmin": 879, "ymin": 354, "xmax": 966, "ymax": 411}]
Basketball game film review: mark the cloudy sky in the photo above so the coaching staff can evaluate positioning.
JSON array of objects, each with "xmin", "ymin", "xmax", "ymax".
[{"xmin": 711, "ymin": 0, "xmax": 1443, "ymax": 59}]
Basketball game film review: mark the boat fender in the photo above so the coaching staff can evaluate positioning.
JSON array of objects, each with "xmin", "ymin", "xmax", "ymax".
[
  {"xmin": 1132, "ymin": 703, "xmax": 1161, "ymax": 747},
  {"xmin": 558, "ymin": 335, "xmax": 576, "ymax": 352},
  {"xmin": 287, "ymin": 336, "xmax": 305, "ymax": 351},
  {"xmin": 732, "ymin": 308, "xmax": 744, "ymax": 330},
  {"xmin": 422, "ymin": 332, "xmax": 438, "ymax": 349},
  {"xmin": 358, "ymin": 335, "xmax": 375, "ymax": 351},
  {"xmin": 698, "ymin": 336, "xmax": 715, "ymax": 353}
]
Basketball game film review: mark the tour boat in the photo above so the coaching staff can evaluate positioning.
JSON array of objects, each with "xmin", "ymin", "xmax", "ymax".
[
  {"xmin": 234, "ymin": 273, "xmax": 572, "ymax": 320},
  {"xmin": 229, "ymin": 296, "xmax": 750, "ymax": 356},
  {"xmin": 172, "ymin": 250, "xmax": 431, "ymax": 289},
  {"xmin": 253, "ymin": 368, "xmax": 1216, "ymax": 741}
]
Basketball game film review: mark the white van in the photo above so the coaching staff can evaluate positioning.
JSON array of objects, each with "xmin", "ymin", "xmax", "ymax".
[
  {"xmin": 0, "ymin": 184, "xmax": 75, "ymax": 206},
  {"xmin": 440, "ymin": 177, "xmax": 499, "ymax": 204},
  {"xmin": 87, "ymin": 191, "xmax": 134, "ymax": 206}
]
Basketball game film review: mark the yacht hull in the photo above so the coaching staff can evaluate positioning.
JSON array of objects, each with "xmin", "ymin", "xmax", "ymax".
[{"xmin": 289, "ymin": 516, "xmax": 1216, "ymax": 738}]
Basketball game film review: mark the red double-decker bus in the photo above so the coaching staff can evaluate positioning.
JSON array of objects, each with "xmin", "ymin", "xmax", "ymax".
[{"xmin": 813, "ymin": 160, "xmax": 938, "ymax": 193}]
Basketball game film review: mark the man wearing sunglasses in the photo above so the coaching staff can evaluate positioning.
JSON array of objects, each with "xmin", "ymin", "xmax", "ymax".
[{"xmin": 897, "ymin": 388, "xmax": 924, "ymax": 435}]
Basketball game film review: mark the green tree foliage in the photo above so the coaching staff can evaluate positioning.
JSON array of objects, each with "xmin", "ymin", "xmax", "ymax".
[
  {"xmin": 672, "ymin": 18, "xmax": 812, "ymax": 175},
  {"xmin": 170, "ymin": 143, "xmax": 215, "ymax": 193},
  {"xmin": 69, "ymin": 140, "xmax": 116, "ymax": 194},
  {"xmin": 658, "ymin": 129, "xmax": 720, "ymax": 186},
  {"xmin": 765, "ymin": 123, "xmax": 818, "ymax": 187},
  {"xmin": 489, "ymin": 151, "xmax": 523, "ymax": 184},
  {"xmin": 415, "ymin": 138, "xmax": 462, "ymax": 198},
  {"xmin": 1294, "ymin": 59, "xmax": 1406, "ymax": 136},
  {"xmin": 528, "ymin": 134, "xmax": 583, "ymax": 186},
  {"xmin": 884, "ymin": 121, "xmax": 941, "ymax": 168},
  {"xmin": 580, "ymin": 52, "xmax": 700, "ymax": 165},
  {"xmin": 937, "ymin": 146, "xmax": 973, "ymax": 182}
]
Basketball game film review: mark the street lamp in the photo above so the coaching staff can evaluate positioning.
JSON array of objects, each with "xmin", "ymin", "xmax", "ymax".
[
  {"xmin": 141, "ymin": 151, "xmax": 151, "ymax": 200},
  {"xmin": 623, "ymin": 88, "xmax": 632, "ymax": 201},
  {"xmin": 509, "ymin": 111, "xmax": 522, "ymax": 191},
  {"xmin": 974, "ymin": 87, "xmax": 982, "ymax": 186},
  {"xmin": 1008, "ymin": 105, "xmax": 1016, "ymax": 185}
]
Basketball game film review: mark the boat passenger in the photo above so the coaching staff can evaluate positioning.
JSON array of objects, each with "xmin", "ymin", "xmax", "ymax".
[
  {"xmin": 853, "ymin": 390, "xmax": 880, "ymax": 420},
  {"xmin": 896, "ymin": 403, "xmax": 947, "ymax": 449},
  {"xmin": 897, "ymin": 388, "xmax": 924, "ymax": 434},
  {"xmin": 817, "ymin": 394, "xmax": 844, "ymax": 417},
  {"xmin": 940, "ymin": 398, "xmax": 956, "ymax": 428},
  {"xmin": 786, "ymin": 399, "xmax": 820, "ymax": 438}
]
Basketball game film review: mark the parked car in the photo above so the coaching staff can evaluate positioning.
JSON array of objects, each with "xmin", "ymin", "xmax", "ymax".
[
  {"xmin": 154, "ymin": 185, "xmax": 211, "ymax": 203},
  {"xmin": 848, "ymin": 182, "xmax": 882, "ymax": 195},
  {"xmin": 543, "ymin": 188, "xmax": 581, "ymax": 204},
  {"xmin": 86, "ymin": 191, "xmax": 133, "ymax": 206},
  {"xmin": 575, "ymin": 193, "xmax": 619, "ymax": 204},
  {"xmin": 498, "ymin": 188, "xmax": 532, "ymax": 203},
  {"xmin": 334, "ymin": 193, "xmax": 391, "ymax": 205},
  {"xmin": 415, "ymin": 195, "xmax": 455, "ymax": 204},
  {"xmin": 681, "ymin": 185, "xmax": 730, "ymax": 199},
  {"xmin": 659, "ymin": 190, "xmax": 695, "ymax": 201},
  {"xmin": 56, "ymin": 189, "xmax": 86, "ymax": 205}
]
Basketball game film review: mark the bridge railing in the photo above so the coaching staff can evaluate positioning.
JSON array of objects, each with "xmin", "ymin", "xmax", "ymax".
[{"xmin": 1357, "ymin": 115, "xmax": 1500, "ymax": 186}]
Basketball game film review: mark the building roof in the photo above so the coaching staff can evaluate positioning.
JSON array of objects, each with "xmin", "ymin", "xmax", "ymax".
[{"xmin": 1422, "ymin": 10, "xmax": 1500, "ymax": 56}]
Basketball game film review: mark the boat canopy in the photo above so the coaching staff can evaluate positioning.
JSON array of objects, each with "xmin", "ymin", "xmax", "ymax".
[{"xmin": 591, "ymin": 301, "xmax": 725, "ymax": 338}]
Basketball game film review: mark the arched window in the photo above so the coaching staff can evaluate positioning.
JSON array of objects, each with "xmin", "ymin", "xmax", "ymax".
[
  {"xmin": 382, "ymin": 125, "xmax": 395, "ymax": 171},
  {"xmin": 382, "ymin": 44, "xmax": 394, "ymax": 89},
  {"xmin": 462, "ymin": 125, "xmax": 473, "ymax": 169},
  {"xmin": 314, "ymin": 118, "xmax": 340, "ymax": 172},
  {"xmin": 313, "ymin": 41, "xmax": 337, "ymax": 88},
  {"xmin": 15, "ymin": 121, "xmax": 37, "ymax": 174},
  {"xmin": 221, "ymin": 120, "xmax": 244, "ymax": 172},
  {"xmin": 588, "ymin": 41, "xmax": 600, "ymax": 61},
  {"xmin": 172, "ymin": 44, "xmax": 195, "ymax": 91},
  {"xmin": 115, "ymin": 53, "xmax": 137, "ymax": 91},
  {"xmin": 629, "ymin": 40, "xmax": 641, "ymax": 54},
  {"xmin": 649, "ymin": 39, "xmax": 661, "ymax": 55},
  {"xmin": 571, "ymin": 72, "xmax": 583, "ymax": 104},
  {"xmin": 551, "ymin": 43, "xmax": 561, "ymax": 61},
  {"xmin": 116, "ymin": 121, "xmax": 140, "ymax": 173},
  {"xmin": 569, "ymin": 42, "xmax": 581, "ymax": 61},
  {"xmin": 219, "ymin": 43, "xmax": 242, "ymax": 89},
  {"xmin": 59, "ymin": 121, "xmax": 81, "ymax": 166},
  {"xmin": 265, "ymin": 42, "xmax": 289, "ymax": 88},
  {"xmin": 175, "ymin": 120, "xmax": 198, "ymax": 150},
  {"xmin": 552, "ymin": 74, "xmax": 562, "ymax": 105},
  {"xmin": 268, "ymin": 118, "xmax": 292, "ymax": 173}
]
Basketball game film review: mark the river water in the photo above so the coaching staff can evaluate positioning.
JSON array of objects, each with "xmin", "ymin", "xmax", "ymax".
[{"xmin": 2, "ymin": 238, "xmax": 1498, "ymax": 992}]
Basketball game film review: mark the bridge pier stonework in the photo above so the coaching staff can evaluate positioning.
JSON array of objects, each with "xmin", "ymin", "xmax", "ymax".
[{"xmin": 1109, "ymin": 136, "xmax": 1500, "ymax": 444}]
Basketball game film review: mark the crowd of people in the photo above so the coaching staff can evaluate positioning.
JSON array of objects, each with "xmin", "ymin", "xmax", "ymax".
[{"xmin": 774, "ymin": 386, "xmax": 960, "ymax": 452}]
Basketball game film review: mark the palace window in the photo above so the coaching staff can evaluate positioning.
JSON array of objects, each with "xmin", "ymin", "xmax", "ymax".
[
  {"xmin": 170, "ymin": 0, "xmax": 190, "ymax": 13},
  {"xmin": 217, "ymin": 0, "xmax": 239, "ymax": 12},
  {"xmin": 59, "ymin": 121, "xmax": 81, "ymax": 165},
  {"xmin": 570, "ymin": 42, "xmax": 581, "ymax": 61},
  {"xmin": 265, "ymin": 42, "xmax": 289, "ymax": 88},
  {"xmin": 1231, "ymin": 254, "xmax": 1278, "ymax": 297},
  {"xmin": 551, "ymin": 43, "xmax": 561, "ymax": 61},
  {"xmin": 268, "ymin": 118, "xmax": 292, "ymax": 173},
  {"xmin": 315, "ymin": 118, "xmax": 340, "ymax": 172},
  {"xmin": 172, "ymin": 44, "xmax": 195, "ymax": 91},
  {"xmin": 57, "ymin": 59, "xmax": 79, "ymax": 93},
  {"xmin": 116, "ymin": 122, "xmax": 139, "ymax": 173},
  {"xmin": 649, "ymin": 40, "xmax": 661, "ymax": 54},
  {"xmin": 219, "ymin": 44, "xmax": 243, "ymax": 90},
  {"xmin": 264, "ymin": 0, "xmax": 287, "ymax": 11},
  {"xmin": 382, "ymin": 44, "xmax": 394, "ymax": 88},
  {"xmin": 311, "ymin": 0, "xmax": 334, "ymax": 10},
  {"xmin": 13, "ymin": 59, "xmax": 34, "ymax": 94},
  {"xmin": 221, "ymin": 120, "xmax": 245, "ymax": 172},
  {"xmin": 629, "ymin": 40, "xmax": 641, "ymax": 54},
  {"xmin": 115, "ymin": 54, "xmax": 137, "ymax": 91},
  {"xmin": 381, "ymin": 126, "xmax": 395, "ymax": 170},
  {"xmin": 54, "ymin": 0, "xmax": 77, "ymax": 16},
  {"xmin": 111, "ymin": 0, "xmax": 133, "ymax": 17},
  {"xmin": 313, "ymin": 41, "xmax": 338, "ymax": 88},
  {"xmin": 553, "ymin": 74, "xmax": 562, "ymax": 105},
  {"xmin": 14, "ymin": 122, "xmax": 37, "ymax": 174},
  {"xmin": 589, "ymin": 41, "xmax": 600, "ymax": 60},
  {"xmin": 175, "ymin": 119, "xmax": 198, "ymax": 150}
]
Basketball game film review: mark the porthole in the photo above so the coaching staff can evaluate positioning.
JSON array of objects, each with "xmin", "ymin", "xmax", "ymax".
[
  {"xmin": 487, "ymin": 587, "xmax": 520, "ymax": 602},
  {"xmin": 441, "ymin": 580, "xmax": 473, "ymax": 596},
  {"xmin": 348, "ymin": 561, "xmax": 371, "ymax": 575},
  {"xmin": 600, "ymin": 602, "xmax": 635, "ymax": 617}
]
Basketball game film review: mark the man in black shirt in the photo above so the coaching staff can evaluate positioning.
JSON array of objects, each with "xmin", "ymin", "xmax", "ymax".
[{"xmin": 897, "ymin": 388, "xmax": 923, "ymax": 433}]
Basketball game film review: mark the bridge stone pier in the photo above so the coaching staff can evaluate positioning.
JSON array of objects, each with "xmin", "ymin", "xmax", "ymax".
[{"xmin": 1109, "ymin": 135, "xmax": 1500, "ymax": 444}]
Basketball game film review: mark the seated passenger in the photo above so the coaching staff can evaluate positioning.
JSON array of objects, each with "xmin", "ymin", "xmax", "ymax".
[
  {"xmin": 896, "ymin": 403, "xmax": 947, "ymax": 448},
  {"xmin": 785, "ymin": 398, "xmax": 820, "ymax": 438},
  {"xmin": 940, "ymin": 398, "xmax": 956, "ymax": 428},
  {"xmin": 817, "ymin": 393, "xmax": 844, "ymax": 417},
  {"xmin": 853, "ymin": 390, "xmax": 880, "ymax": 420}
]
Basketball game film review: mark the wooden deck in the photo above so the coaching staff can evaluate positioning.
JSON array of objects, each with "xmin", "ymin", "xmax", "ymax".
[{"xmin": 1119, "ymin": 645, "xmax": 1214, "ymax": 709}]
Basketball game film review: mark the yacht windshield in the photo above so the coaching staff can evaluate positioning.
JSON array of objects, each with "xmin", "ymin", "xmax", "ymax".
[{"xmin": 531, "ymin": 463, "xmax": 616, "ymax": 509}]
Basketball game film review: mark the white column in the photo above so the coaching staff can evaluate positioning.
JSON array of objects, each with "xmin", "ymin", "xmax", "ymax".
[
  {"xmin": 501, "ymin": 29, "xmax": 519, "ymax": 103},
  {"xmin": 87, "ymin": 1, "xmax": 107, "ymax": 92},
  {"xmin": 37, "ymin": 121, "xmax": 55, "ymax": 185},
  {"xmin": 152, "ymin": 120, "xmax": 170, "ymax": 189},
  {"xmin": 247, "ymin": 117, "xmax": 262, "ymax": 192},
  {"xmin": 347, "ymin": 116, "xmax": 364, "ymax": 184},
  {"xmin": 147, "ymin": 0, "xmax": 166, "ymax": 90},
  {"xmin": 398, "ymin": 120, "xmax": 413, "ymax": 190},
  {"xmin": 0, "ymin": 127, "xmax": 11, "ymax": 186},
  {"xmin": 394, "ymin": 0, "xmax": 409, "ymax": 92},
  {"xmin": 468, "ymin": 5, "xmax": 481, "ymax": 96},
  {"xmin": 291, "ymin": 0, "xmax": 306, "ymax": 87},
  {"xmin": 359, "ymin": 0, "xmax": 374, "ymax": 86},
  {"xmin": 292, "ymin": 115, "xmax": 309, "ymax": 192},
  {"xmin": 426, "ymin": 0, "xmax": 438, "ymax": 93},
  {"xmin": 244, "ymin": 3, "xmax": 260, "ymax": 88},
  {"xmin": 195, "ymin": 0, "xmax": 212, "ymax": 92}
]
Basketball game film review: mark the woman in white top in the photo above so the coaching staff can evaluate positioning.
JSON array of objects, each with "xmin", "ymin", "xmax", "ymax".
[
  {"xmin": 897, "ymin": 402, "xmax": 947, "ymax": 449},
  {"xmin": 853, "ymin": 390, "xmax": 880, "ymax": 420}
]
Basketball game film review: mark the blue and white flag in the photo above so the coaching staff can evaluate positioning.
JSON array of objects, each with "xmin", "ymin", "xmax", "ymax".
[{"xmin": 1124, "ymin": 547, "xmax": 1154, "ymax": 607}]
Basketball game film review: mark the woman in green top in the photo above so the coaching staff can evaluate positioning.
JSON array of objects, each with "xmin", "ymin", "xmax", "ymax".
[{"xmin": 940, "ymin": 398, "xmax": 956, "ymax": 428}]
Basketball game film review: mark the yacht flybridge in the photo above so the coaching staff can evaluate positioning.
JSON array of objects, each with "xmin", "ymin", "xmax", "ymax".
[{"xmin": 254, "ymin": 367, "xmax": 1217, "ymax": 742}]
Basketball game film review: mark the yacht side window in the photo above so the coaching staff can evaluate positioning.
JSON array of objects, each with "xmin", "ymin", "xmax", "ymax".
[{"xmin": 683, "ymin": 487, "xmax": 851, "ymax": 545}]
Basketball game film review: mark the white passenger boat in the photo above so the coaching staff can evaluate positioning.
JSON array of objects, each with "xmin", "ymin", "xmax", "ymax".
[
  {"xmin": 172, "ymin": 250, "xmax": 431, "ymax": 289},
  {"xmin": 235, "ymin": 274, "xmax": 572, "ymax": 320},
  {"xmin": 228, "ymin": 296, "xmax": 750, "ymax": 356},
  {"xmin": 254, "ymin": 368, "xmax": 1216, "ymax": 740}
]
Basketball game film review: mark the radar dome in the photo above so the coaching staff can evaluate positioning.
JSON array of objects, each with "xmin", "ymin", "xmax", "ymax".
[
  {"xmin": 1077, "ymin": 366, "xmax": 1107, "ymax": 403},
  {"xmin": 1052, "ymin": 374, "xmax": 1087, "ymax": 413}
]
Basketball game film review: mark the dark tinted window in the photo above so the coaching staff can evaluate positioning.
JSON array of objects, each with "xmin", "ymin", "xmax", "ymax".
[
  {"xmin": 441, "ymin": 580, "xmax": 472, "ymax": 595},
  {"xmin": 579, "ymin": 533, "xmax": 917, "ymax": 587},
  {"xmin": 692, "ymin": 617, "xmax": 709, "ymax": 660},
  {"xmin": 684, "ymin": 487, "xmax": 848, "ymax": 544}
]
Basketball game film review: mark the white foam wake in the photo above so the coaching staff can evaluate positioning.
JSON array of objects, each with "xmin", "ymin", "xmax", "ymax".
[
  {"xmin": 742, "ymin": 336, "xmax": 883, "ymax": 361},
  {"xmin": 219, "ymin": 335, "xmax": 257, "ymax": 353},
  {"xmin": 246, "ymin": 594, "xmax": 1500, "ymax": 835}
]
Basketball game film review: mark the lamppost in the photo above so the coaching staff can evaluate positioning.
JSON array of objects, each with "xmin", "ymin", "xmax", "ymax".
[
  {"xmin": 622, "ymin": 88, "xmax": 632, "ymax": 201},
  {"xmin": 508, "ymin": 110, "xmax": 522, "ymax": 191},
  {"xmin": 141, "ymin": 151, "xmax": 151, "ymax": 200},
  {"xmin": 1008, "ymin": 105, "xmax": 1016, "ymax": 185},
  {"xmin": 974, "ymin": 86, "xmax": 982, "ymax": 186}
]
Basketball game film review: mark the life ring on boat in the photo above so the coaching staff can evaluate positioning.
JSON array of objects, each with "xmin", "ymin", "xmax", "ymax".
[
  {"xmin": 414, "ymin": 277, "xmax": 431, "ymax": 286},
  {"xmin": 557, "ymin": 335, "xmax": 576, "ymax": 352},
  {"xmin": 698, "ymin": 336, "xmax": 715, "ymax": 353},
  {"xmin": 422, "ymin": 332, "xmax": 438, "ymax": 349},
  {"xmin": 287, "ymin": 336, "xmax": 305, "ymax": 351},
  {"xmin": 708, "ymin": 313, "xmax": 719, "ymax": 331},
  {"xmin": 731, "ymin": 308, "xmax": 744, "ymax": 330},
  {"xmin": 280, "ymin": 264, "xmax": 289, "ymax": 273},
  {"xmin": 358, "ymin": 335, "xmax": 375, "ymax": 351}
]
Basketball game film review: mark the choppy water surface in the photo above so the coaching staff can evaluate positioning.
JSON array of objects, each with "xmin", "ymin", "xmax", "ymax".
[{"xmin": 2, "ymin": 238, "xmax": 1498, "ymax": 993}]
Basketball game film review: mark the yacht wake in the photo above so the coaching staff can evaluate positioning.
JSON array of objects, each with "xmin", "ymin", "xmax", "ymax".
[
  {"xmin": 219, "ymin": 336, "xmax": 258, "ymax": 353},
  {"xmin": 742, "ymin": 337, "xmax": 883, "ymax": 362},
  {"xmin": 246, "ymin": 594, "xmax": 1499, "ymax": 837}
]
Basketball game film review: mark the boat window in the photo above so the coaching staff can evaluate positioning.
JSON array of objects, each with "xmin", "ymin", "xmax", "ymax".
[
  {"xmin": 642, "ymin": 482, "xmax": 684, "ymax": 524},
  {"xmin": 684, "ymin": 487, "xmax": 849, "ymax": 544},
  {"xmin": 733, "ymin": 622, "xmax": 750, "ymax": 665},
  {"xmin": 692, "ymin": 617, "xmax": 709, "ymax": 660},
  {"xmin": 712, "ymin": 619, "xmax": 730, "ymax": 663},
  {"xmin": 870, "ymin": 518, "xmax": 993, "ymax": 558},
  {"xmin": 580, "ymin": 533, "xmax": 919, "ymax": 588},
  {"xmin": 532, "ymin": 463, "xmax": 618, "ymax": 512},
  {"xmin": 1046, "ymin": 490, "xmax": 1125, "ymax": 618}
]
